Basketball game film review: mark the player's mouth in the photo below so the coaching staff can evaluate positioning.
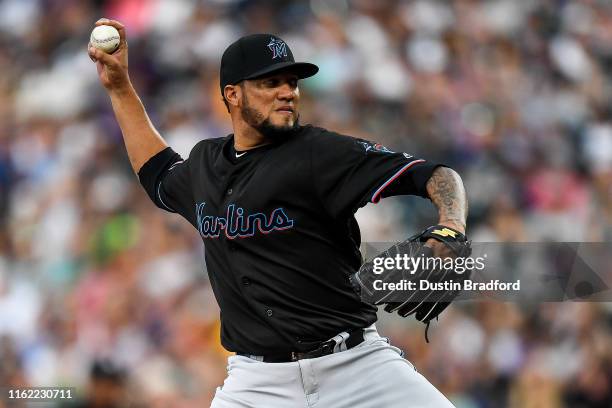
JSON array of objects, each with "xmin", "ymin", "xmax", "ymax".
[{"xmin": 276, "ymin": 106, "xmax": 294, "ymax": 115}]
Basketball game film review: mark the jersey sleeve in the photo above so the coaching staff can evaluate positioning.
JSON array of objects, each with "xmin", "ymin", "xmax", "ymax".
[
  {"xmin": 310, "ymin": 130, "xmax": 442, "ymax": 218},
  {"xmin": 138, "ymin": 147, "xmax": 195, "ymax": 221}
]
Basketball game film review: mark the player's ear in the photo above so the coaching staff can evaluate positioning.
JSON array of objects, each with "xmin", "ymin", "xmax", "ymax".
[{"xmin": 224, "ymin": 84, "xmax": 241, "ymax": 110}]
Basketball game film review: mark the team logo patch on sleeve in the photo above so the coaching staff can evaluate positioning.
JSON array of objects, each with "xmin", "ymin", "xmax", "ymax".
[
  {"xmin": 357, "ymin": 141, "xmax": 395, "ymax": 154},
  {"xmin": 357, "ymin": 141, "xmax": 415, "ymax": 159}
]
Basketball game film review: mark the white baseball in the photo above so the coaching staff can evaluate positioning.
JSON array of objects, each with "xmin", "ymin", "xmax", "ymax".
[{"xmin": 90, "ymin": 25, "xmax": 120, "ymax": 54}]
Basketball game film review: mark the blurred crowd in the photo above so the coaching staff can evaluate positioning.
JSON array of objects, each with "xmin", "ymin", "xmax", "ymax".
[{"xmin": 0, "ymin": 0, "xmax": 611, "ymax": 406}]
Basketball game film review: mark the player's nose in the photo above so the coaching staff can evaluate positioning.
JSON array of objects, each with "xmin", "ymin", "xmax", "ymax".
[{"xmin": 277, "ymin": 81, "xmax": 298, "ymax": 101}]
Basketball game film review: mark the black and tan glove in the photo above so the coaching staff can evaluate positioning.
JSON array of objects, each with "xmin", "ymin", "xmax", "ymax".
[{"xmin": 352, "ymin": 225, "xmax": 472, "ymax": 340}]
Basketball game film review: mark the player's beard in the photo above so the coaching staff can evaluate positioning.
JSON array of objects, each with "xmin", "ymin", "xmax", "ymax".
[{"xmin": 240, "ymin": 94, "xmax": 300, "ymax": 142}]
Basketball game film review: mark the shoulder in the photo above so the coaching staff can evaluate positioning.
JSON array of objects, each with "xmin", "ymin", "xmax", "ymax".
[
  {"xmin": 299, "ymin": 124, "xmax": 368, "ymax": 147},
  {"xmin": 299, "ymin": 124, "xmax": 347, "ymax": 140},
  {"xmin": 298, "ymin": 125, "xmax": 373, "ymax": 157},
  {"xmin": 187, "ymin": 136, "xmax": 229, "ymax": 158}
]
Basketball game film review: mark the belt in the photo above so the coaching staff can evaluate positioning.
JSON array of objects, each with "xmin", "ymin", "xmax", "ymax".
[{"xmin": 238, "ymin": 328, "xmax": 365, "ymax": 363}]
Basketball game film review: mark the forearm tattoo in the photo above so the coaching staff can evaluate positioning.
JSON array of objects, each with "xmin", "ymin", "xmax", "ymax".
[{"xmin": 426, "ymin": 167, "xmax": 468, "ymax": 230}]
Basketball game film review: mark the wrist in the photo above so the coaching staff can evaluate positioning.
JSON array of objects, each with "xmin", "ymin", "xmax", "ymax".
[
  {"xmin": 436, "ymin": 220, "xmax": 466, "ymax": 234},
  {"xmin": 108, "ymin": 80, "xmax": 135, "ymax": 97}
]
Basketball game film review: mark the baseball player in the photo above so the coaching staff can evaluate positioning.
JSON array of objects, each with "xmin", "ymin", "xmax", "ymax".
[{"xmin": 89, "ymin": 18, "xmax": 468, "ymax": 408}]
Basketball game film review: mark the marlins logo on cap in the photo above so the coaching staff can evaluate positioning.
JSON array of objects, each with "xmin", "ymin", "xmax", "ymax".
[{"xmin": 267, "ymin": 37, "xmax": 288, "ymax": 59}]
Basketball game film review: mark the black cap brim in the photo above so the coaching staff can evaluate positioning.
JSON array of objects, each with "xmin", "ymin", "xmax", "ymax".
[{"xmin": 244, "ymin": 61, "xmax": 319, "ymax": 81}]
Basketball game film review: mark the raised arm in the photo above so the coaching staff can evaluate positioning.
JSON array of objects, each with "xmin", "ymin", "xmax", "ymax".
[
  {"xmin": 88, "ymin": 18, "xmax": 167, "ymax": 173},
  {"xmin": 426, "ymin": 166, "xmax": 468, "ymax": 234}
]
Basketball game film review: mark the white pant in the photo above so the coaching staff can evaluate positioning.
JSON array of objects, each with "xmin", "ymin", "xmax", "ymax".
[{"xmin": 211, "ymin": 325, "xmax": 455, "ymax": 407}]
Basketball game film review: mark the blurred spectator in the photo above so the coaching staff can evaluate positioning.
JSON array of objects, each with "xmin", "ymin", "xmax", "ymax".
[{"xmin": 67, "ymin": 360, "xmax": 131, "ymax": 408}]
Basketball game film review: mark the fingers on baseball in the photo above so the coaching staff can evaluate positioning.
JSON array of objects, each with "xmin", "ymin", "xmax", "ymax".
[
  {"xmin": 95, "ymin": 18, "xmax": 127, "ymax": 48},
  {"xmin": 87, "ymin": 43, "xmax": 97, "ymax": 62},
  {"xmin": 89, "ymin": 46, "xmax": 115, "ymax": 66},
  {"xmin": 95, "ymin": 18, "xmax": 124, "ymax": 30}
]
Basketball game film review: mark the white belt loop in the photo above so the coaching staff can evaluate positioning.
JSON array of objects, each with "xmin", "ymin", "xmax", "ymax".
[
  {"xmin": 330, "ymin": 331, "xmax": 350, "ymax": 352},
  {"xmin": 362, "ymin": 323, "xmax": 379, "ymax": 342}
]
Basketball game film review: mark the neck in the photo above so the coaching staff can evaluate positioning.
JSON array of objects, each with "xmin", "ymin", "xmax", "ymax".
[{"xmin": 233, "ymin": 123, "xmax": 268, "ymax": 150}]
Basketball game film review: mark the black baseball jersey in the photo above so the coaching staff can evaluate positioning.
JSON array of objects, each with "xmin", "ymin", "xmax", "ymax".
[{"xmin": 138, "ymin": 125, "xmax": 441, "ymax": 354}]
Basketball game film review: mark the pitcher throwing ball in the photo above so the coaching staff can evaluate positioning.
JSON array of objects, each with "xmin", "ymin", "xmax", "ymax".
[{"xmin": 89, "ymin": 18, "xmax": 469, "ymax": 407}]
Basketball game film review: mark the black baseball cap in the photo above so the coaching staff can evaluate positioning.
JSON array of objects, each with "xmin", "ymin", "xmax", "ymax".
[{"xmin": 220, "ymin": 34, "xmax": 319, "ymax": 95}]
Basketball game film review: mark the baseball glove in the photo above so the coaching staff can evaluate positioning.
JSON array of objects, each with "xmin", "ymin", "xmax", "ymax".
[{"xmin": 351, "ymin": 225, "xmax": 472, "ymax": 341}]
